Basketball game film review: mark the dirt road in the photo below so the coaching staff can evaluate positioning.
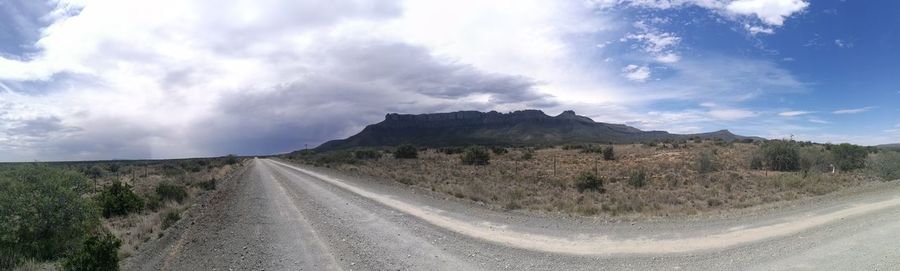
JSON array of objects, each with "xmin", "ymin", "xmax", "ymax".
[{"xmin": 126, "ymin": 158, "xmax": 900, "ymax": 270}]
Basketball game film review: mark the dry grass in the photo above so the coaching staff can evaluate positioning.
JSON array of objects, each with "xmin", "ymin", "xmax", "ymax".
[
  {"xmin": 298, "ymin": 141, "xmax": 874, "ymax": 217},
  {"xmin": 93, "ymin": 161, "xmax": 240, "ymax": 259}
]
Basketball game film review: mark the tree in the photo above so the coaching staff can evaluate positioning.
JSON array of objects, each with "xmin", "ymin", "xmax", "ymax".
[
  {"xmin": 831, "ymin": 143, "xmax": 868, "ymax": 171},
  {"xmin": 760, "ymin": 140, "xmax": 800, "ymax": 171}
]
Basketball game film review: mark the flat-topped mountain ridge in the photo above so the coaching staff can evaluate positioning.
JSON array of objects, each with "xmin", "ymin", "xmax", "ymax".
[{"xmin": 315, "ymin": 110, "xmax": 762, "ymax": 150}]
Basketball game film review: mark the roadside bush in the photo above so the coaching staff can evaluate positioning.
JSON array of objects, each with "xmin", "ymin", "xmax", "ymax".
[
  {"xmin": 156, "ymin": 183, "xmax": 188, "ymax": 203},
  {"xmin": 628, "ymin": 170, "xmax": 648, "ymax": 188},
  {"xmin": 145, "ymin": 195, "xmax": 162, "ymax": 211},
  {"xmin": 197, "ymin": 178, "xmax": 216, "ymax": 191},
  {"xmin": 439, "ymin": 147, "xmax": 464, "ymax": 155},
  {"xmin": 461, "ymin": 146, "xmax": 491, "ymax": 165},
  {"xmin": 697, "ymin": 151, "xmax": 717, "ymax": 173},
  {"xmin": 314, "ymin": 151, "xmax": 357, "ymax": 165},
  {"xmin": 580, "ymin": 145, "xmax": 603, "ymax": 154},
  {"xmin": 224, "ymin": 154, "xmax": 239, "ymax": 165},
  {"xmin": 490, "ymin": 146, "xmax": 508, "ymax": 155},
  {"xmin": 61, "ymin": 233, "xmax": 120, "ymax": 271},
  {"xmin": 749, "ymin": 154, "xmax": 764, "ymax": 170},
  {"xmin": 868, "ymin": 151, "xmax": 900, "ymax": 181},
  {"xmin": 353, "ymin": 149, "xmax": 382, "ymax": 160},
  {"xmin": 0, "ymin": 165, "xmax": 98, "ymax": 267},
  {"xmin": 799, "ymin": 148, "xmax": 829, "ymax": 177},
  {"xmin": 519, "ymin": 148, "xmax": 535, "ymax": 160},
  {"xmin": 831, "ymin": 143, "xmax": 868, "ymax": 171},
  {"xmin": 83, "ymin": 165, "xmax": 105, "ymax": 179},
  {"xmin": 602, "ymin": 146, "xmax": 615, "ymax": 161},
  {"xmin": 107, "ymin": 163, "xmax": 120, "ymax": 173},
  {"xmin": 393, "ymin": 144, "xmax": 418, "ymax": 159},
  {"xmin": 575, "ymin": 172, "xmax": 605, "ymax": 193},
  {"xmin": 161, "ymin": 211, "xmax": 181, "ymax": 230},
  {"xmin": 562, "ymin": 144, "xmax": 584, "ymax": 150},
  {"xmin": 760, "ymin": 140, "xmax": 800, "ymax": 171},
  {"xmin": 97, "ymin": 181, "xmax": 144, "ymax": 218}
]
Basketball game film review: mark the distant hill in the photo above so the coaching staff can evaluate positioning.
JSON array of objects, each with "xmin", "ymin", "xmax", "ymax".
[
  {"xmin": 878, "ymin": 143, "xmax": 900, "ymax": 151},
  {"xmin": 315, "ymin": 110, "xmax": 764, "ymax": 151}
]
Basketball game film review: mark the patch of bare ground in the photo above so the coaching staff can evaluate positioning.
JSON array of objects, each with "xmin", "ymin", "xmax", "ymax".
[{"xmin": 291, "ymin": 141, "xmax": 883, "ymax": 218}]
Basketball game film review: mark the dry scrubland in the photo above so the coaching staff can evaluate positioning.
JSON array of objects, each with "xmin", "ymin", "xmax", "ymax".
[
  {"xmin": 292, "ymin": 140, "xmax": 900, "ymax": 218},
  {"xmin": 0, "ymin": 156, "xmax": 244, "ymax": 270}
]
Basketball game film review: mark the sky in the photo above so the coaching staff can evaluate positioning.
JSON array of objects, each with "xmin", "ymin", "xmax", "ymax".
[{"xmin": 0, "ymin": 0, "xmax": 897, "ymax": 161}]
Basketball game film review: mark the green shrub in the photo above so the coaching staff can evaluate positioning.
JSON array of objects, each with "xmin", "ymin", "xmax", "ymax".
[
  {"xmin": 82, "ymin": 165, "xmax": 105, "ymax": 179},
  {"xmin": 0, "ymin": 165, "xmax": 98, "ymax": 267},
  {"xmin": 438, "ymin": 147, "xmax": 464, "ymax": 155},
  {"xmin": 760, "ymin": 140, "xmax": 800, "ymax": 171},
  {"xmin": 490, "ymin": 146, "xmax": 508, "ymax": 155},
  {"xmin": 831, "ymin": 143, "xmax": 868, "ymax": 171},
  {"xmin": 799, "ymin": 148, "xmax": 830, "ymax": 177},
  {"xmin": 575, "ymin": 172, "xmax": 605, "ymax": 193},
  {"xmin": 562, "ymin": 144, "xmax": 584, "ymax": 150},
  {"xmin": 156, "ymin": 183, "xmax": 188, "ymax": 203},
  {"xmin": 393, "ymin": 144, "xmax": 418, "ymax": 159},
  {"xmin": 97, "ymin": 181, "xmax": 144, "ymax": 218},
  {"xmin": 161, "ymin": 211, "xmax": 181, "ymax": 230},
  {"xmin": 868, "ymin": 151, "xmax": 900, "ymax": 181},
  {"xmin": 107, "ymin": 164, "xmax": 120, "ymax": 173},
  {"xmin": 580, "ymin": 145, "xmax": 603, "ymax": 154},
  {"xmin": 697, "ymin": 151, "xmax": 717, "ymax": 173},
  {"xmin": 145, "ymin": 195, "xmax": 162, "ymax": 211},
  {"xmin": 628, "ymin": 170, "xmax": 648, "ymax": 188},
  {"xmin": 520, "ymin": 148, "xmax": 535, "ymax": 160},
  {"xmin": 314, "ymin": 151, "xmax": 357, "ymax": 165},
  {"xmin": 461, "ymin": 146, "xmax": 490, "ymax": 165},
  {"xmin": 353, "ymin": 149, "xmax": 382, "ymax": 160},
  {"xmin": 602, "ymin": 146, "xmax": 615, "ymax": 161},
  {"xmin": 224, "ymin": 154, "xmax": 239, "ymax": 165},
  {"xmin": 197, "ymin": 178, "xmax": 216, "ymax": 191},
  {"xmin": 749, "ymin": 154, "xmax": 764, "ymax": 170},
  {"xmin": 62, "ymin": 233, "xmax": 120, "ymax": 271}
]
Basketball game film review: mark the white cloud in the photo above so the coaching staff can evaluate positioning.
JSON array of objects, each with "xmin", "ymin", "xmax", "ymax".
[
  {"xmin": 833, "ymin": 107, "xmax": 875, "ymax": 114},
  {"xmin": 834, "ymin": 39, "xmax": 853, "ymax": 48},
  {"xmin": 778, "ymin": 110, "xmax": 813, "ymax": 117},
  {"xmin": 612, "ymin": 0, "xmax": 809, "ymax": 34},
  {"xmin": 622, "ymin": 64, "xmax": 651, "ymax": 82},
  {"xmin": 655, "ymin": 52, "xmax": 681, "ymax": 63},
  {"xmin": 808, "ymin": 118, "xmax": 829, "ymax": 124},
  {"xmin": 745, "ymin": 24, "xmax": 774, "ymax": 35},
  {"xmin": 708, "ymin": 108, "xmax": 757, "ymax": 120},
  {"xmin": 725, "ymin": 0, "xmax": 809, "ymax": 26}
]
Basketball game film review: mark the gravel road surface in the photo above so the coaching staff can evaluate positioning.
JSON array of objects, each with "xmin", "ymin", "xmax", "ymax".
[{"xmin": 126, "ymin": 158, "xmax": 900, "ymax": 270}]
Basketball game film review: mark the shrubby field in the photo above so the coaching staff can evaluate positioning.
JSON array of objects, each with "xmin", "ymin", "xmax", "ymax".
[
  {"xmin": 289, "ymin": 139, "xmax": 900, "ymax": 217},
  {"xmin": 0, "ymin": 156, "xmax": 243, "ymax": 270}
]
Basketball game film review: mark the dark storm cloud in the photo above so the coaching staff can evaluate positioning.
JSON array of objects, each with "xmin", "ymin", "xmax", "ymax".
[
  {"xmin": 189, "ymin": 41, "xmax": 555, "ymax": 155},
  {"xmin": 327, "ymin": 42, "xmax": 553, "ymax": 103},
  {"xmin": 7, "ymin": 116, "xmax": 79, "ymax": 137}
]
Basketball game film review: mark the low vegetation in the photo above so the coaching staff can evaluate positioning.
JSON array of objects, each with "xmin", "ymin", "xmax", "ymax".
[
  {"xmin": 0, "ymin": 156, "xmax": 244, "ymax": 269},
  {"xmin": 461, "ymin": 146, "xmax": 491, "ymax": 165},
  {"xmin": 61, "ymin": 233, "xmax": 121, "ymax": 271},
  {"xmin": 292, "ymin": 139, "xmax": 890, "ymax": 217},
  {"xmin": 393, "ymin": 144, "xmax": 418, "ymax": 159},
  {"xmin": 98, "ymin": 181, "xmax": 145, "ymax": 218}
]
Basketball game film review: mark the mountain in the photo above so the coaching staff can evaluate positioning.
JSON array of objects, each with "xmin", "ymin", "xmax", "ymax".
[
  {"xmin": 315, "ymin": 110, "xmax": 763, "ymax": 151},
  {"xmin": 878, "ymin": 143, "xmax": 900, "ymax": 151}
]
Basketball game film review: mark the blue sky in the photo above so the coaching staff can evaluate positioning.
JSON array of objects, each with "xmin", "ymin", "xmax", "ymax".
[{"xmin": 0, "ymin": 0, "xmax": 897, "ymax": 161}]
